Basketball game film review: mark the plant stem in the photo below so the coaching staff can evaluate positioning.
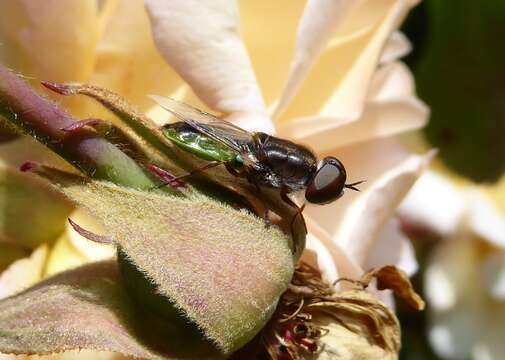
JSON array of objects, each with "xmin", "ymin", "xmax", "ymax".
[{"xmin": 0, "ymin": 64, "xmax": 155, "ymax": 190}]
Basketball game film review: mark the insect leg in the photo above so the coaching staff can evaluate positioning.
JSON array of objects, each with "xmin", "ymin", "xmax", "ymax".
[
  {"xmin": 153, "ymin": 161, "xmax": 226, "ymax": 189},
  {"xmin": 148, "ymin": 164, "xmax": 187, "ymax": 188},
  {"xmin": 243, "ymin": 175, "xmax": 273, "ymax": 226},
  {"xmin": 224, "ymin": 162, "xmax": 243, "ymax": 177},
  {"xmin": 280, "ymin": 187, "xmax": 308, "ymax": 241}
]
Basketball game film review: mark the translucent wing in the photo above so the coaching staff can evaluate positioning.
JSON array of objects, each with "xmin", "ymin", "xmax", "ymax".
[{"xmin": 150, "ymin": 95, "xmax": 253, "ymax": 153}]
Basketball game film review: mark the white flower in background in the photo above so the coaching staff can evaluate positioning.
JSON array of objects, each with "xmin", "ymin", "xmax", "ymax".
[
  {"xmin": 0, "ymin": 0, "xmax": 429, "ymax": 358},
  {"xmin": 399, "ymin": 170, "xmax": 505, "ymax": 360}
]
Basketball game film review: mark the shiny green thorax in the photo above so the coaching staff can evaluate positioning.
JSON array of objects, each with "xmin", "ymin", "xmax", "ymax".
[{"xmin": 162, "ymin": 126, "xmax": 244, "ymax": 167}]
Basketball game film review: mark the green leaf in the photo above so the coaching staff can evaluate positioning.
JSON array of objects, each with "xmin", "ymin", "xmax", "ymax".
[
  {"xmin": 0, "ymin": 260, "xmax": 186, "ymax": 359},
  {"xmin": 30, "ymin": 165, "xmax": 295, "ymax": 355}
]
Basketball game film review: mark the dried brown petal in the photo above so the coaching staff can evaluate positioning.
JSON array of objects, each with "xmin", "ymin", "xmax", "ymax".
[
  {"xmin": 256, "ymin": 263, "xmax": 410, "ymax": 360},
  {"xmin": 361, "ymin": 265, "xmax": 425, "ymax": 310},
  {"xmin": 308, "ymin": 290, "xmax": 400, "ymax": 357}
]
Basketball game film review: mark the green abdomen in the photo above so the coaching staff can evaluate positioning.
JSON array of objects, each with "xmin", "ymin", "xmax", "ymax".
[{"xmin": 162, "ymin": 122, "xmax": 243, "ymax": 167}]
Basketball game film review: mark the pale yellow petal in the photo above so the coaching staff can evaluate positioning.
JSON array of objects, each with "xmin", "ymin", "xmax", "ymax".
[
  {"xmin": 278, "ymin": 96, "xmax": 428, "ymax": 153},
  {"xmin": 43, "ymin": 232, "xmax": 87, "ymax": 277},
  {"xmin": 66, "ymin": 209, "xmax": 115, "ymax": 261},
  {"xmin": 277, "ymin": 0, "xmax": 416, "ymax": 124},
  {"xmin": 425, "ymin": 261, "xmax": 458, "ymax": 311},
  {"xmin": 71, "ymin": 0, "xmax": 184, "ymax": 119},
  {"xmin": 320, "ymin": 0, "xmax": 412, "ymax": 118},
  {"xmin": 0, "ymin": 0, "xmax": 99, "ymax": 83},
  {"xmin": 272, "ymin": 0, "xmax": 358, "ymax": 119},
  {"xmin": 239, "ymin": 0, "xmax": 306, "ymax": 107},
  {"xmin": 0, "ymin": 137, "xmax": 71, "ymax": 170},
  {"xmin": 278, "ymin": 61, "xmax": 427, "ymax": 151},
  {"xmin": 425, "ymin": 227, "xmax": 482, "ymax": 312},
  {"xmin": 306, "ymin": 139, "xmax": 411, "ymax": 240},
  {"xmin": 145, "ymin": 0, "xmax": 268, "ymax": 130},
  {"xmin": 302, "ymin": 236, "xmax": 340, "ymax": 284},
  {"xmin": 0, "ymin": 244, "xmax": 47, "ymax": 299}
]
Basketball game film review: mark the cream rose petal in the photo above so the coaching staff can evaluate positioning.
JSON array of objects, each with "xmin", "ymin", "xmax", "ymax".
[
  {"xmin": 379, "ymin": 31, "xmax": 412, "ymax": 64},
  {"xmin": 304, "ymin": 217, "xmax": 363, "ymax": 285},
  {"xmin": 338, "ymin": 151, "xmax": 433, "ymax": 266},
  {"xmin": 272, "ymin": 0, "xmax": 358, "ymax": 119},
  {"xmin": 398, "ymin": 170, "xmax": 467, "ymax": 237},
  {"xmin": 145, "ymin": 0, "xmax": 272, "ymax": 132},
  {"xmin": 365, "ymin": 217, "xmax": 418, "ymax": 276},
  {"xmin": 69, "ymin": 0, "xmax": 186, "ymax": 120},
  {"xmin": 368, "ymin": 61, "xmax": 415, "ymax": 100},
  {"xmin": 278, "ymin": 61, "xmax": 428, "ymax": 150},
  {"xmin": 0, "ymin": 245, "xmax": 47, "ymax": 300},
  {"xmin": 279, "ymin": 97, "xmax": 427, "ymax": 153},
  {"xmin": 321, "ymin": 0, "xmax": 412, "ymax": 118},
  {"xmin": 276, "ymin": 0, "xmax": 416, "ymax": 124}
]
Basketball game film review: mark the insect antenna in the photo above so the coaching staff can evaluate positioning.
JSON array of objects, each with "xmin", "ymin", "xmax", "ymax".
[{"xmin": 344, "ymin": 180, "xmax": 366, "ymax": 192}]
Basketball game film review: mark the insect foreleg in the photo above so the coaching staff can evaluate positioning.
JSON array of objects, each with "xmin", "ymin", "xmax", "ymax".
[
  {"xmin": 152, "ymin": 161, "xmax": 226, "ymax": 189},
  {"xmin": 224, "ymin": 162, "xmax": 244, "ymax": 177},
  {"xmin": 280, "ymin": 187, "xmax": 308, "ymax": 242}
]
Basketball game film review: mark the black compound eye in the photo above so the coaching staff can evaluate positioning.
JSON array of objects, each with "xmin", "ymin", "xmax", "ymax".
[{"xmin": 305, "ymin": 157, "xmax": 346, "ymax": 204}]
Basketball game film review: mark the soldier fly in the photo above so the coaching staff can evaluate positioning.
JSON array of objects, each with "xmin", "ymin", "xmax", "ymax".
[{"xmin": 151, "ymin": 96, "xmax": 362, "ymax": 221}]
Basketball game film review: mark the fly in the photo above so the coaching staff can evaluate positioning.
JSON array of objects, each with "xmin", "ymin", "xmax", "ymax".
[{"xmin": 151, "ymin": 96, "xmax": 363, "ymax": 222}]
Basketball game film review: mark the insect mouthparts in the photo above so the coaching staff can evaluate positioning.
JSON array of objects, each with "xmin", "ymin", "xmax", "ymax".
[{"xmin": 344, "ymin": 180, "xmax": 365, "ymax": 192}]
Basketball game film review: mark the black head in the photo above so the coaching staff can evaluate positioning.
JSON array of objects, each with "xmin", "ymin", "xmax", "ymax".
[{"xmin": 305, "ymin": 157, "xmax": 362, "ymax": 205}]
